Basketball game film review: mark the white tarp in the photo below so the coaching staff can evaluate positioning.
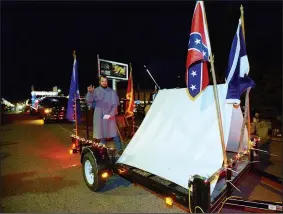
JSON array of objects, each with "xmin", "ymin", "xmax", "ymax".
[
  {"xmin": 117, "ymin": 84, "xmax": 247, "ymax": 195},
  {"xmin": 226, "ymin": 107, "xmax": 248, "ymax": 153}
]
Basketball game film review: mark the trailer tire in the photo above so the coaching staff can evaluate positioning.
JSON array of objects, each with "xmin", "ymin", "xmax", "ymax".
[{"xmin": 82, "ymin": 152, "xmax": 106, "ymax": 192}]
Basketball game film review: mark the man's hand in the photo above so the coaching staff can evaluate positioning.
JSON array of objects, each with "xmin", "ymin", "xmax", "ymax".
[{"xmin": 87, "ymin": 85, "xmax": 95, "ymax": 93}]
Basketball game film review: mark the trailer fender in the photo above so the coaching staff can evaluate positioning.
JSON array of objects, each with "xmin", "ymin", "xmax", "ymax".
[
  {"xmin": 81, "ymin": 148, "xmax": 108, "ymax": 192},
  {"xmin": 81, "ymin": 147, "xmax": 97, "ymax": 164},
  {"xmin": 80, "ymin": 147, "xmax": 110, "ymax": 170}
]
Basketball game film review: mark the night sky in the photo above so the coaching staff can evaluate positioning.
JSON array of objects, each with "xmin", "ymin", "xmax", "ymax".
[{"xmin": 1, "ymin": 1, "xmax": 282, "ymax": 109}]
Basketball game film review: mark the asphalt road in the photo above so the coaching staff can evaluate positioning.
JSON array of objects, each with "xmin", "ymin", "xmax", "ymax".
[
  {"xmin": 0, "ymin": 114, "xmax": 185, "ymax": 213},
  {"xmin": 0, "ymin": 113, "xmax": 282, "ymax": 212}
]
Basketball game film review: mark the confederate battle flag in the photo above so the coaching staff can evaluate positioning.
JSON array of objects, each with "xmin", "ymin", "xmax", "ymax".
[{"xmin": 186, "ymin": 1, "xmax": 211, "ymax": 100}]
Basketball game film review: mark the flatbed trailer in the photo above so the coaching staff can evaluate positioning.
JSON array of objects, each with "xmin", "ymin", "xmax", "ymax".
[{"xmin": 69, "ymin": 107, "xmax": 282, "ymax": 213}]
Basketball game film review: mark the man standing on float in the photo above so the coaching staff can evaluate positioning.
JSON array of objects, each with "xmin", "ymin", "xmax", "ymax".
[{"xmin": 86, "ymin": 75, "xmax": 123, "ymax": 155}]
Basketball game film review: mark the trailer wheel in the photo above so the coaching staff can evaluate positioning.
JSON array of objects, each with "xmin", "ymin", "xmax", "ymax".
[{"xmin": 82, "ymin": 152, "xmax": 106, "ymax": 192}]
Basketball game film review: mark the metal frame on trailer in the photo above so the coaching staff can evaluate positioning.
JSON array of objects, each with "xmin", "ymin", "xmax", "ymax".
[
  {"xmin": 69, "ymin": 100, "xmax": 282, "ymax": 213},
  {"xmin": 188, "ymin": 140, "xmax": 282, "ymax": 213}
]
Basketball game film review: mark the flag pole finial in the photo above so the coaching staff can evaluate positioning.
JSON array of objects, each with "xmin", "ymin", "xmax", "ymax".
[
  {"xmin": 73, "ymin": 50, "xmax": 76, "ymax": 60},
  {"xmin": 240, "ymin": 4, "xmax": 244, "ymax": 15},
  {"xmin": 240, "ymin": 5, "xmax": 246, "ymax": 41}
]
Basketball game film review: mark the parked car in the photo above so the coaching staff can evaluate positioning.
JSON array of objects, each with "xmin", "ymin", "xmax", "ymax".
[{"xmin": 38, "ymin": 96, "xmax": 68, "ymax": 124}]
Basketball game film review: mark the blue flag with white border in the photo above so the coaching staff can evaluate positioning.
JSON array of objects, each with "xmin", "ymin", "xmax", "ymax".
[
  {"xmin": 226, "ymin": 19, "xmax": 255, "ymax": 104},
  {"xmin": 66, "ymin": 57, "xmax": 81, "ymax": 123}
]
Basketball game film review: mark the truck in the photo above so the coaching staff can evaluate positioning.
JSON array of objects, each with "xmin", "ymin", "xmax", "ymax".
[{"xmin": 30, "ymin": 91, "xmax": 59, "ymax": 115}]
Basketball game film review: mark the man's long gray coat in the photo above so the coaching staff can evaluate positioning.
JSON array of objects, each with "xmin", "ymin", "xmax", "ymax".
[{"xmin": 86, "ymin": 86, "xmax": 119, "ymax": 139}]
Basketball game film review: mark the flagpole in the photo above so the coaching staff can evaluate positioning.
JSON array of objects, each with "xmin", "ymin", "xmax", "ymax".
[
  {"xmin": 130, "ymin": 63, "xmax": 135, "ymax": 136},
  {"xmin": 238, "ymin": 87, "xmax": 251, "ymax": 153},
  {"xmin": 97, "ymin": 54, "xmax": 100, "ymax": 78},
  {"xmin": 240, "ymin": 5, "xmax": 245, "ymax": 41},
  {"xmin": 239, "ymin": 5, "xmax": 252, "ymax": 157},
  {"xmin": 73, "ymin": 50, "xmax": 78, "ymax": 145},
  {"xmin": 202, "ymin": 2, "xmax": 228, "ymax": 167}
]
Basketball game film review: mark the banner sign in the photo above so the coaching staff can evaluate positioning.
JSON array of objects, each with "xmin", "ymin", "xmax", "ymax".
[
  {"xmin": 98, "ymin": 58, "xmax": 128, "ymax": 80},
  {"xmin": 31, "ymin": 91, "xmax": 58, "ymax": 96}
]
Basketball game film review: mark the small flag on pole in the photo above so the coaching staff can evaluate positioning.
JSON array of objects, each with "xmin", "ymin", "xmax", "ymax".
[
  {"xmin": 225, "ymin": 19, "xmax": 255, "ymax": 104},
  {"xmin": 186, "ymin": 1, "xmax": 211, "ymax": 100},
  {"xmin": 125, "ymin": 63, "xmax": 134, "ymax": 118},
  {"xmin": 66, "ymin": 51, "xmax": 81, "ymax": 123}
]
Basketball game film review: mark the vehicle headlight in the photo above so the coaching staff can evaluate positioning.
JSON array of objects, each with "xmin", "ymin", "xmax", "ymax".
[{"xmin": 44, "ymin": 108, "xmax": 52, "ymax": 114}]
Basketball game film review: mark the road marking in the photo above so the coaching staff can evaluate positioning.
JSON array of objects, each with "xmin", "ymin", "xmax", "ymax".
[{"xmin": 56, "ymin": 124, "xmax": 73, "ymax": 135}]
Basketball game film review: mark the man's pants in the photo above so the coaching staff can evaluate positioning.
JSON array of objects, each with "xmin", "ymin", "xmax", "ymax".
[{"xmin": 100, "ymin": 136, "xmax": 122, "ymax": 151}]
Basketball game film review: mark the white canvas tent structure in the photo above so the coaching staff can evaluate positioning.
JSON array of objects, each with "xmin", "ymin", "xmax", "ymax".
[{"xmin": 117, "ymin": 84, "xmax": 248, "ymax": 195}]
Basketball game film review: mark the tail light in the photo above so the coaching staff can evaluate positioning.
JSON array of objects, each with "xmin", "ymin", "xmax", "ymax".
[
  {"xmin": 165, "ymin": 197, "xmax": 174, "ymax": 206},
  {"xmin": 101, "ymin": 172, "xmax": 109, "ymax": 179}
]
